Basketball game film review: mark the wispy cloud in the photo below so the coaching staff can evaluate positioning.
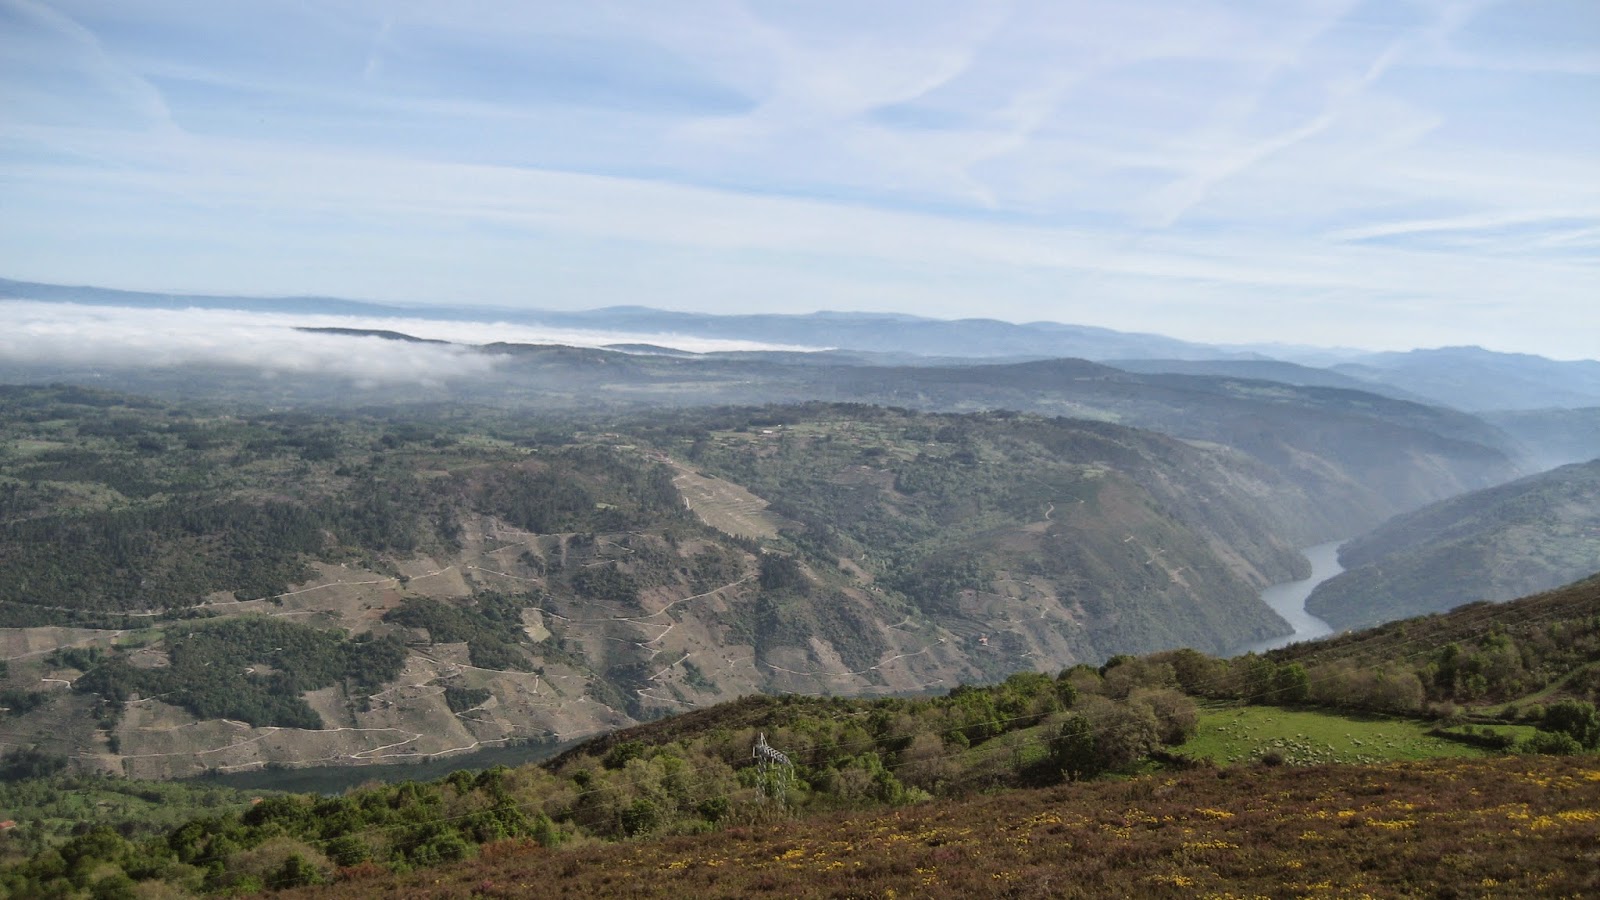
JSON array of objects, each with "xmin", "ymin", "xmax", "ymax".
[
  {"xmin": 0, "ymin": 0, "xmax": 1595, "ymax": 359},
  {"xmin": 0, "ymin": 0, "xmax": 175, "ymax": 130}
]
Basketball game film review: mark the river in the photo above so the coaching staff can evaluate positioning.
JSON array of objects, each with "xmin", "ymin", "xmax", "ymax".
[{"xmin": 1236, "ymin": 540, "xmax": 1343, "ymax": 655}]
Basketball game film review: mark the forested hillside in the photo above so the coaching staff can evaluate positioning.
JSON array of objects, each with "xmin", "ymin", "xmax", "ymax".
[
  {"xmin": 1307, "ymin": 459, "xmax": 1600, "ymax": 629},
  {"xmin": 1, "ymin": 388, "xmax": 1326, "ymax": 778},
  {"xmin": 7, "ymin": 326, "xmax": 1524, "ymax": 542}
]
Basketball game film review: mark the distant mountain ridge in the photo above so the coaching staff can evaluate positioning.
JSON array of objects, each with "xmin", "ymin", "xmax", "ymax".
[
  {"xmin": 1332, "ymin": 346, "xmax": 1600, "ymax": 411},
  {"xmin": 0, "ymin": 276, "xmax": 1242, "ymax": 361},
  {"xmin": 5, "ymin": 277, "xmax": 1598, "ymax": 415},
  {"xmin": 1105, "ymin": 358, "xmax": 1438, "ymax": 406}
]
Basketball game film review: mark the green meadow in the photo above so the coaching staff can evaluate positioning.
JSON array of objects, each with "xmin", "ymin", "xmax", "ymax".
[{"xmin": 1183, "ymin": 704, "xmax": 1513, "ymax": 766}]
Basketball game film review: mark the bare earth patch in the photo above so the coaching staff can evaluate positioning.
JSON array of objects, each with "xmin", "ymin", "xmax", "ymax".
[{"xmin": 662, "ymin": 458, "xmax": 789, "ymax": 540}]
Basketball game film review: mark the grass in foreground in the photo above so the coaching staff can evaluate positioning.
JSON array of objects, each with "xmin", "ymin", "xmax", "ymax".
[{"xmin": 287, "ymin": 754, "xmax": 1600, "ymax": 900}]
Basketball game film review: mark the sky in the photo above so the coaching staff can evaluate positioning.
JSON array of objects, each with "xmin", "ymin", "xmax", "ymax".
[{"xmin": 1, "ymin": 0, "xmax": 1596, "ymax": 358}]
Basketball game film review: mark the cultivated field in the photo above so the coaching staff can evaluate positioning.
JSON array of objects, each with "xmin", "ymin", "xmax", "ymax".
[{"xmin": 664, "ymin": 459, "xmax": 788, "ymax": 540}]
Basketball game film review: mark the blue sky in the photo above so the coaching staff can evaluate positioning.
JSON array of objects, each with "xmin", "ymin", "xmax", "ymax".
[{"xmin": 2, "ymin": 0, "xmax": 1596, "ymax": 357}]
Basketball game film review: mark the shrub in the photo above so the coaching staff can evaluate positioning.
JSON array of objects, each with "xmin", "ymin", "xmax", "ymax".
[
  {"xmin": 1520, "ymin": 731, "xmax": 1582, "ymax": 755},
  {"xmin": 1131, "ymin": 688, "xmax": 1198, "ymax": 745},
  {"xmin": 1539, "ymin": 700, "xmax": 1600, "ymax": 749}
]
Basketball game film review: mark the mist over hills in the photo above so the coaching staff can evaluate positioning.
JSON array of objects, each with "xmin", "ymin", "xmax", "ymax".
[
  {"xmin": 6, "ymin": 278, "xmax": 1567, "ymax": 541},
  {"xmin": 1483, "ymin": 407, "xmax": 1600, "ymax": 471},
  {"xmin": 1331, "ymin": 346, "xmax": 1600, "ymax": 412},
  {"xmin": 8, "ymin": 279, "xmax": 1599, "ymax": 408},
  {"xmin": 2, "ymin": 320, "xmax": 1523, "ymax": 543}
]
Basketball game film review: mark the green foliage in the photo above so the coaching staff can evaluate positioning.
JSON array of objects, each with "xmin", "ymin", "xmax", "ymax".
[
  {"xmin": 0, "ymin": 500, "xmax": 324, "ymax": 618},
  {"xmin": 756, "ymin": 553, "xmax": 806, "ymax": 592},
  {"xmin": 1265, "ymin": 577, "xmax": 1600, "ymax": 716},
  {"xmin": 385, "ymin": 596, "xmax": 534, "ymax": 672},
  {"xmin": 1520, "ymin": 730, "xmax": 1583, "ymax": 755},
  {"xmin": 1539, "ymin": 700, "xmax": 1600, "ymax": 750},
  {"xmin": 0, "ymin": 689, "xmax": 50, "ymax": 717},
  {"xmin": 0, "ymin": 393, "xmax": 692, "ymax": 628},
  {"xmin": 468, "ymin": 447, "xmax": 686, "ymax": 535},
  {"xmin": 687, "ymin": 546, "xmax": 744, "ymax": 593},
  {"xmin": 572, "ymin": 563, "xmax": 640, "ymax": 605},
  {"xmin": 443, "ymin": 687, "xmax": 491, "ymax": 714},
  {"xmin": 0, "ymin": 747, "xmax": 68, "ymax": 782},
  {"xmin": 1048, "ymin": 714, "xmax": 1100, "ymax": 780},
  {"xmin": 887, "ymin": 552, "xmax": 987, "ymax": 615},
  {"xmin": 1273, "ymin": 662, "xmax": 1311, "ymax": 704},
  {"xmin": 70, "ymin": 618, "xmax": 408, "ymax": 728},
  {"xmin": 46, "ymin": 645, "xmax": 107, "ymax": 672},
  {"xmin": 602, "ymin": 740, "xmax": 647, "ymax": 771}
]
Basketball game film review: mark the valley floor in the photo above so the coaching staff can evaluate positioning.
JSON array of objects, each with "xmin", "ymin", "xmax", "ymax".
[{"xmin": 287, "ymin": 754, "xmax": 1599, "ymax": 899}]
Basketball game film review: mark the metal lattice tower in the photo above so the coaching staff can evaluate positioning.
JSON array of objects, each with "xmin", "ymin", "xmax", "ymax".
[{"xmin": 752, "ymin": 731, "xmax": 794, "ymax": 801}]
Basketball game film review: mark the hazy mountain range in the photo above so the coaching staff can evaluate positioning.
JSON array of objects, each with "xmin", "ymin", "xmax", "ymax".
[{"xmin": 5, "ymin": 277, "xmax": 1599, "ymax": 413}]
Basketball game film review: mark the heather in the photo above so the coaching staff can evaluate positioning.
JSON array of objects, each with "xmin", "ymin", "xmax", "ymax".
[{"xmin": 288, "ymin": 755, "xmax": 1600, "ymax": 899}]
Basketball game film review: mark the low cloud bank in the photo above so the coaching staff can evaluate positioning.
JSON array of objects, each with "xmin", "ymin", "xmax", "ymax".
[
  {"xmin": 0, "ymin": 302, "xmax": 501, "ymax": 385},
  {"xmin": 0, "ymin": 301, "xmax": 817, "ymax": 385}
]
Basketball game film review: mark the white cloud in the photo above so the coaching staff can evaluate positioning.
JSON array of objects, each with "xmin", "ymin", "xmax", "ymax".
[
  {"xmin": 0, "ymin": 302, "xmax": 499, "ymax": 384},
  {"xmin": 0, "ymin": 302, "xmax": 820, "ymax": 384}
]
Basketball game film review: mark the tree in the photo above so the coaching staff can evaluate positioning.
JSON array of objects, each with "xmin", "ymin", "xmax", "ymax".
[
  {"xmin": 1240, "ymin": 656, "xmax": 1276, "ymax": 703},
  {"xmin": 1540, "ymin": 700, "xmax": 1600, "ymax": 750},
  {"xmin": 1132, "ymin": 688, "xmax": 1199, "ymax": 745},
  {"xmin": 1089, "ymin": 698, "xmax": 1161, "ymax": 769},
  {"xmin": 1049, "ymin": 714, "xmax": 1099, "ymax": 780},
  {"xmin": 1272, "ymin": 663, "xmax": 1310, "ymax": 705},
  {"xmin": 758, "ymin": 553, "xmax": 807, "ymax": 591}
]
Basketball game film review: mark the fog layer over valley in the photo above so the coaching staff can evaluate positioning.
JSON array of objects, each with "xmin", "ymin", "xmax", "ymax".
[{"xmin": 0, "ymin": 300, "xmax": 818, "ymax": 385}]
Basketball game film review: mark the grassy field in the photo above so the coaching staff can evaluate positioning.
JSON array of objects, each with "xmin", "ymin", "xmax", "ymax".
[{"xmin": 1184, "ymin": 704, "xmax": 1493, "ymax": 766}]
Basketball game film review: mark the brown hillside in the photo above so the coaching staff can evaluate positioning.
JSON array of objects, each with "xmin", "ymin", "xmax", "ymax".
[{"xmin": 286, "ymin": 755, "xmax": 1600, "ymax": 899}]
